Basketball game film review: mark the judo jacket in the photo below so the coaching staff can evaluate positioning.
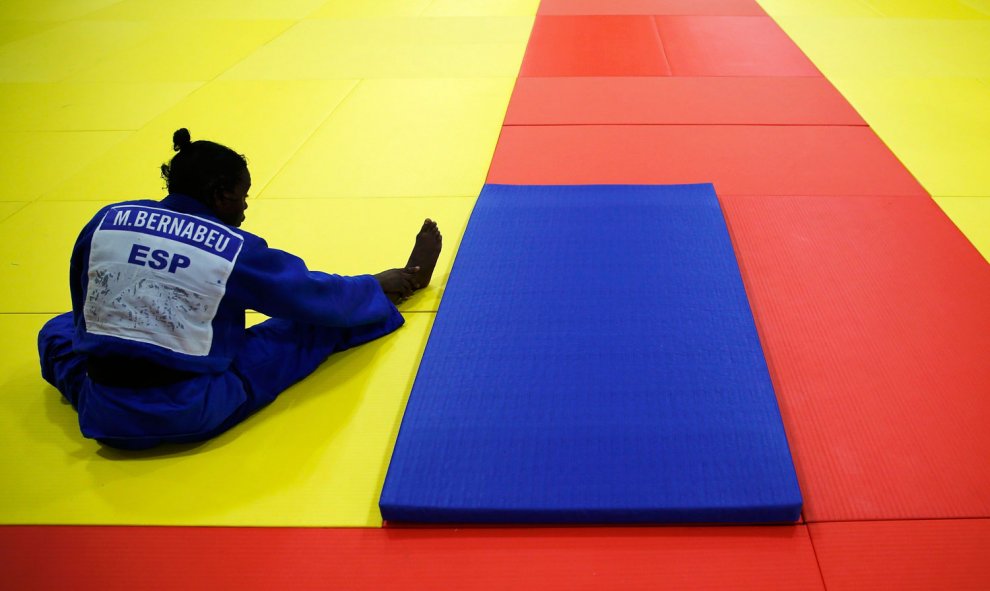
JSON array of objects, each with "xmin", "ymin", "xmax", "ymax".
[{"xmin": 68, "ymin": 193, "xmax": 399, "ymax": 375}]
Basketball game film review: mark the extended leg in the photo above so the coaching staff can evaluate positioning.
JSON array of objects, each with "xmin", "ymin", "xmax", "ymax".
[{"xmin": 227, "ymin": 308, "xmax": 406, "ymax": 418}]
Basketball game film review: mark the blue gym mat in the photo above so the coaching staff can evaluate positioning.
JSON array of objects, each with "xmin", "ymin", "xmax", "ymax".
[{"xmin": 380, "ymin": 184, "xmax": 802, "ymax": 523}]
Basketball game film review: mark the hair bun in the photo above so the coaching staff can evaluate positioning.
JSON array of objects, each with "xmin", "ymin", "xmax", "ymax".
[{"xmin": 172, "ymin": 128, "xmax": 192, "ymax": 152}]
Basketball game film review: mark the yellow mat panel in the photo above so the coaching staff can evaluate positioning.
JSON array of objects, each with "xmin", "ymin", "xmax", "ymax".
[
  {"xmin": 244, "ymin": 197, "xmax": 476, "ymax": 312},
  {"xmin": 755, "ymin": 0, "xmax": 879, "ymax": 17},
  {"xmin": 862, "ymin": 0, "xmax": 990, "ymax": 19},
  {"xmin": 221, "ymin": 17, "xmax": 534, "ymax": 79},
  {"xmin": 263, "ymin": 78, "xmax": 515, "ymax": 198},
  {"xmin": 0, "ymin": 201, "xmax": 27, "ymax": 223},
  {"xmin": 0, "ymin": 312, "xmax": 434, "ymax": 527},
  {"xmin": 935, "ymin": 196, "xmax": 990, "ymax": 263},
  {"xmin": 423, "ymin": 0, "xmax": 542, "ymax": 17},
  {"xmin": 0, "ymin": 0, "xmax": 120, "ymax": 20},
  {"xmin": 310, "ymin": 0, "xmax": 434, "ymax": 18},
  {"xmin": 0, "ymin": 82, "xmax": 200, "ymax": 131},
  {"xmin": 771, "ymin": 16, "xmax": 990, "ymax": 78},
  {"xmin": 830, "ymin": 77, "xmax": 990, "ymax": 197},
  {"xmin": 0, "ymin": 200, "xmax": 109, "ymax": 313},
  {"xmin": 0, "ymin": 20, "xmax": 152, "ymax": 82},
  {"xmin": 0, "ymin": 131, "xmax": 129, "ymax": 202},
  {"xmin": 0, "ymin": 21, "xmax": 62, "ymax": 46},
  {"xmin": 64, "ymin": 20, "xmax": 293, "ymax": 83},
  {"xmin": 43, "ymin": 79, "xmax": 358, "ymax": 202},
  {"xmin": 88, "ymin": 0, "xmax": 327, "ymax": 20}
]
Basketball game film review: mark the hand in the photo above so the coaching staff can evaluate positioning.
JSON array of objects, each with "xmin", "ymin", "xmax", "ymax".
[{"xmin": 374, "ymin": 266, "xmax": 421, "ymax": 303}]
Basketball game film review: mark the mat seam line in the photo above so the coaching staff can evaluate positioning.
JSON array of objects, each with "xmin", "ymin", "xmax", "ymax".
[
  {"xmin": 213, "ymin": 18, "xmax": 304, "ymax": 81},
  {"xmin": 649, "ymin": 16, "xmax": 674, "ymax": 76},
  {"xmin": 223, "ymin": 17, "xmax": 360, "ymax": 197},
  {"xmin": 417, "ymin": 0, "xmax": 437, "ymax": 17},
  {"xmin": 806, "ymin": 523, "xmax": 831, "ymax": 591},
  {"xmin": 0, "ymin": 201, "xmax": 32, "ymax": 224},
  {"xmin": 253, "ymin": 79, "xmax": 363, "ymax": 199},
  {"xmin": 806, "ymin": 516, "xmax": 990, "ymax": 525}
]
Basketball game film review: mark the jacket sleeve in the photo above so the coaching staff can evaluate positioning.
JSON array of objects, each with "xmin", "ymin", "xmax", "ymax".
[{"xmin": 228, "ymin": 236, "xmax": 397, "ymax": 328}]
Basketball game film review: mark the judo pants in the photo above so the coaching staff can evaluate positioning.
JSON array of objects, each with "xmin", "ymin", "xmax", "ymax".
[{"xmin": 38, "ymin": 311, "xmax": 404, "ymax": 450}]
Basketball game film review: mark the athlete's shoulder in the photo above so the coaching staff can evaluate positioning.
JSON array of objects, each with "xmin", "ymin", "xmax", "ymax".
[
  {"xmin": 77, "ymin": 199, "xmax": 159, "ymax": 241},
  {"xmin": 89, "ymin": 198, "xmax": 158, "ymax": 217}
]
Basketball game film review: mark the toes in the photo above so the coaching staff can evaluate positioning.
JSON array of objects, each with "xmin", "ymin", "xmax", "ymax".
[
  {"xmin": 418, "ymin": 220, "xmax": 438, "ymax": 239},
  {"xmin": 414, "ymin": 219, "xmax": 441, "ymax": 253}
]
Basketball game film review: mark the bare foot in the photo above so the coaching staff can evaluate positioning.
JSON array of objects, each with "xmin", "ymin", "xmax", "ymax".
[
  {"xmin": 405, "ymin": 218, "xmax": 442, "ymax": 289},
  {"xmin": 374, "ymin": 267, "xmax": 419, "ymax": 304}
]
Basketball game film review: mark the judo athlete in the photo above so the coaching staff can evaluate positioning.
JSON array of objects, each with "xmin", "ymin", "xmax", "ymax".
[{"xmin": 38, "ymin": 128, "xmax": 442, "ymax": 450}]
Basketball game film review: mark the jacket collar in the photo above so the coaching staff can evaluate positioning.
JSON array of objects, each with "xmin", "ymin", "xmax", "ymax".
[{"xmin": 160, "ymin": 193, "xmax": 222, "ymax": 222}]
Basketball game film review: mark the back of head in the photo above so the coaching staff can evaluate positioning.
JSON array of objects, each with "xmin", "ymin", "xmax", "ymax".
[{"xmin": 160, "ymin": 128, "xmax": 247, "ymax": 203}]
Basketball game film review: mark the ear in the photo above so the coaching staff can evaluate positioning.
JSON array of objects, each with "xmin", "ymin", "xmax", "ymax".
[
  {"xmin": 211, "ymin": 184, "xmax": 228, "ymax": 204},
  {"xmin": 206, "ymin": 189, "xmax": 226, "ymax": 215}
]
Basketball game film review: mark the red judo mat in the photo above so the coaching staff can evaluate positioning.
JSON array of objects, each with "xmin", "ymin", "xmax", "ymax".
[
  {"xmin": 519, "ymin": 16, "xmax": 672, "ymax": 76},
  {"xmin": 654, "ymin": 16, "xmax": 821, "ymax": 77},
  {"xmin": 504, "ymin": 77, "xmax": 866, "ymax": 125},
  {"xmin": 520, "ymin": 16, "xmax": 819, "ymax": 77},
  {"xmin": 810, "ymin": 519, "xmax": 990, "ymax": 591},
  {"xmin": 537, "ymin": 0, "xmax": 768, "ymax": 17},
  {"xmin": 487, "ymin": 125, "xmax": 927, "ymax": 196},
  {"xmin": 0, "ymin": 525, "xmax": 825, "ymax": 591},
  {"xmin": 721, "ymin": 194, "xmax": 990, "ymax": 522}
]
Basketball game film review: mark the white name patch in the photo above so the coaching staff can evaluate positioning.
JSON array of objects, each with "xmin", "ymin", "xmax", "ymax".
[{"xmin": 83, "ymin": 205, "xmax": 244, "ymax": 356}]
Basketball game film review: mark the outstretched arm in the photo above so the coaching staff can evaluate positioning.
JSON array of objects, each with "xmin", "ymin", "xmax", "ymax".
[{"xmin": 230, "ymin": 239, "xmax": 398, "ymax": 328}]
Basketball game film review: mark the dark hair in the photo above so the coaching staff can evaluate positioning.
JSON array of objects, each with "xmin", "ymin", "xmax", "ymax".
[{"xmin": 160, "ymin": 128, "xmax": 247, "ymax": 202}]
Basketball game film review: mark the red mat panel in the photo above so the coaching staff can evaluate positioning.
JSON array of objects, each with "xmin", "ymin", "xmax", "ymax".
[
  {"xmin": 721, "ymin": 195, "xmax": 990, "ymax": 523},
  {"xmin": 655, "ymin": 16, "xmax": 821, "ymax": 76},
  {"xmin": 487, "ymin": 125, "xmax": 927, "ymax": 196},
  {"xmin": 810, "ymin": 520, "xmax": 990, "ymax": 590},
  {"xmin": 519, "ymin": 16, "xmax": 671, "ymax": 77},
  {"xmin": 538, "ymin": 0, "xmax": 767, "ymax": 16},
  {"xmin": 504, "ymin": 77, "xmax": 866, "ymax": 125},
  {"xmin": 0, "ymin": 525, "xmax": 826, "ymax": 590}
]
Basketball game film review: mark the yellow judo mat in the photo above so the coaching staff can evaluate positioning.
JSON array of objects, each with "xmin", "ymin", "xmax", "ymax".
[
  {"xmin": 0, "ymin": 0, "xmax": 537, "ymax": 527},
  {"xmin": 1, "ymin": 0, "xmax": 986, "ymax": 529},
  {"xmin": 758, "ymin": 0, "xmax": 990, "ymax": 262}
]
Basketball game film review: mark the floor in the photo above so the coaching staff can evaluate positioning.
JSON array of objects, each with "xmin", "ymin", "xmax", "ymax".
[{"xmin": 0, "ymin": 0, "xmax": 987, "ymax": 589}]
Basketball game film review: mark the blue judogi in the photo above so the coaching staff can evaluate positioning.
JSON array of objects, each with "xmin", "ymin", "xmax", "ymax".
[{"xmin": 38, "ymin": 194, "xmax": 404, "ymax": 450}]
